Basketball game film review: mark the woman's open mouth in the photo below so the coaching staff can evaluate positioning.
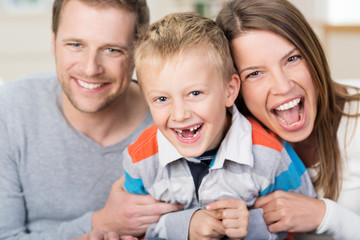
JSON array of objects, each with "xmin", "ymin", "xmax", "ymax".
[{"xmin": 272, "ymin": 98, "xmax": 304, "ymax": 127}]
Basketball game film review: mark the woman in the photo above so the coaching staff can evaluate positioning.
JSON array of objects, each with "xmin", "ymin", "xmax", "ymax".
[{"xmin": 216, "ymin": 0, "xmax": 360, "ymax": 239}]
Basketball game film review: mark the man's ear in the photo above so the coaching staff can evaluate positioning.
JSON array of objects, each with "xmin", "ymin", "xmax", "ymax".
[
  {"xmin": 225, "ymin": 73, "xmax": 241, "ymax": 107},
  {"xmin": 51, "ymin": 31, "xmax": 56, "ymax": 55}
]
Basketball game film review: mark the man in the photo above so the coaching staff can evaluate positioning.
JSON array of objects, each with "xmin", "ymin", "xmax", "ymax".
[{"xmin": 0, "ymin": 0, "xmax": 179, "ymax": 239}]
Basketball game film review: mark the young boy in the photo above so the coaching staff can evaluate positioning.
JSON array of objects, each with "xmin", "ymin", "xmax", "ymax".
[{"xmin": 123, "ymin": 12, "xmax": 316, "ymax": 239}]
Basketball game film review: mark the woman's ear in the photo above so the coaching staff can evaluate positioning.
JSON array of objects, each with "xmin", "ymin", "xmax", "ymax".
[{"xmin": 225, "ymin": 73, "xmax": 241, "ymax": 107}]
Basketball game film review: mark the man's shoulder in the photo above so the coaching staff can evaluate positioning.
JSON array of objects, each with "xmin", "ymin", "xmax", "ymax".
[
  {"xmin": 0, "ymin": 72, "xmax": 59, "ymax": 108},
  {"xmin": 247, "ymin": 117, "xmax": 283, "ymax": 152},
  {"xmin": 0, "ymin": 72, "xmax": 58, "ymax": 97},
  {"xmin": 127, "ymin": 124, "xmax": 159, "ymax": 163}
]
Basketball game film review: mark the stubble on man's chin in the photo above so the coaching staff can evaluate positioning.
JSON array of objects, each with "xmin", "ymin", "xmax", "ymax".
[{"xmin": 59, "ymin": 79, "xmax": 121, "ymax": 115}]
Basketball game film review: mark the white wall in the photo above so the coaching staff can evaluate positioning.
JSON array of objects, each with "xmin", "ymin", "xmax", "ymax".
[
  {"xmin": 0, "ymin": 12, "xmax": 54, "ymax": 82},
  {"xmin": 0, "ymin": 0, "xmax": 359, "ymax": 82}
]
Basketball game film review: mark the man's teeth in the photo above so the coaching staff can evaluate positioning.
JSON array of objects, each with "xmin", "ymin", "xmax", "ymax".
[
  {"xmin": 275, "ymin": 98, "xmax": 301, "ymax": 111},
  {"xmin": 77, "ymin": 79, "xmax": 104, "ymax": 89}
]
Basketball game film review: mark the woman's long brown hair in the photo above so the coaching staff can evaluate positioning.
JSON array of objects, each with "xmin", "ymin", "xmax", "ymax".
[{"xmin": 217, "ymin": 0, "xmax": 360, "ymax": 200}]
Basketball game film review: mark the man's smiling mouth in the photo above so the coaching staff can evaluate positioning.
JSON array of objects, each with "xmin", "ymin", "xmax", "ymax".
[
  {"xmin": 76, "ymin": 78, "xmax": 107, "ymax": 90},
  {"xmin": 273, "ymin": 98, "xmax": 304, "ymax": 126},
  {"xmin": 174, "ymin": 124, "xmax": 202, "ymax": 139}
]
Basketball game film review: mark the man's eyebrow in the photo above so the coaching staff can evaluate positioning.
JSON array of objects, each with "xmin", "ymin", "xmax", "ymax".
[
  {"xmin": 104, "ymin": 43, "xmax": 131, "ymax": 51},
  {"xmin": 60, "ymin": 38, "xmax": 131, "ymax": 51},
  {"xmin": 61, "ymin": 38, "xmax": 82, "ymax": 43}
]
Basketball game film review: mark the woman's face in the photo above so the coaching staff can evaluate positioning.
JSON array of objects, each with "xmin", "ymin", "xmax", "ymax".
[{"xmin": 231, "ymin": 30, "xmax": 318, "ymax": 142}]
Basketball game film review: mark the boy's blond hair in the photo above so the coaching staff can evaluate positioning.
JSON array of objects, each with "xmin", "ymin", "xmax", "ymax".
[{"xmin": 135, "ymin": 12, "xmax": 236, "ymax": 84}]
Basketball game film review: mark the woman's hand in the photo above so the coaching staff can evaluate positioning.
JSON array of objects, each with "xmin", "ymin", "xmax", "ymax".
[{"xmin": 254, "ymin": 190, "xmax": 325, "ymax": 233}]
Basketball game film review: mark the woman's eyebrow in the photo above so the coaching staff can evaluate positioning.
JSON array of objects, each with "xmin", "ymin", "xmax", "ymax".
[{"xmin": 282, "ymin": 48, "xmax": 297, "ymax": 61}]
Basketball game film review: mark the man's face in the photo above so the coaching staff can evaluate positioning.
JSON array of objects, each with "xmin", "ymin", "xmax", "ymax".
[{"xmin": 52, "ymin": 0, "xmax": 137, "ymax": 114}]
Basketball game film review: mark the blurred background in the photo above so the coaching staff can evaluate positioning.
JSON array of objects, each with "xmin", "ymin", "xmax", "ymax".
[{"xmin": 0, "ymin": 0, "xmax": 359, "ymax": 83}]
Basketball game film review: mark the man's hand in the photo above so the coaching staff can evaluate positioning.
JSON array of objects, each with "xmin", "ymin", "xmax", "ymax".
[
  {"xmin": 92, "ymin": 175, "xmax": 182, "ymax": 237},
  {"xmin": 254, "ymin": 190, "xmax": 325, "ymax": 233},
  {"xmin": 72, "ymin": 229, "xmax": 137, "ymax": 240},
  {"xmin": 206, "ymin": 198, "xmax": 249, "ymax": 240}
]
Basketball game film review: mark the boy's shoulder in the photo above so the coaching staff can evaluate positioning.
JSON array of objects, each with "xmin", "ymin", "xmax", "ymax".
[
  {"xmin": 127, "ymin": 124, "xmax": 159, "ymax": 163},
  {"xmin": 247, "ymin": 117, "xmax": 283, "ymax": 152}
]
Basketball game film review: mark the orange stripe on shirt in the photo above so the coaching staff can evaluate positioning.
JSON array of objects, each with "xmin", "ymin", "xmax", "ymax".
[
  {"xmin": 128, "ymin": 124, "xmax": 159, "ymax": 163},
  {"xmin": 247, "ymin": 118, "xmax": 283, "ymax": 152}
]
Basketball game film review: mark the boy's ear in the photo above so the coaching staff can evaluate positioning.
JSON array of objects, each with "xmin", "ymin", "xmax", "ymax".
[
  {"xmin": 51, "ymin": 31, "xmax": 56, "ymax": 55},
  {"xmin": 225, "ymin": 73, "xmax": 241, "ymax": 107}
]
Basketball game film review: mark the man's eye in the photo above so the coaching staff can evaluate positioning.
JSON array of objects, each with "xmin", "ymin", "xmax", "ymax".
[
  {"xmin": 71, "ymin": 43, "xmax": 81, "ymax": 47},
  {"xmin": 106, "ymin": 48, "xmax": 122, "ymax": 54}
]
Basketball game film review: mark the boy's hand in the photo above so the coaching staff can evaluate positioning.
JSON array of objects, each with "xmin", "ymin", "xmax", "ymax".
[
  {"xmin": 206, "ymin": 198, "xmax": 249, "ymax": 240},
  {"xmin": 189, "ymin": 209, "xmax": 225, "ymax": 240},
  {"xmin": 92, "ymin": 175, "xmax": 182, "ymax": 237}
]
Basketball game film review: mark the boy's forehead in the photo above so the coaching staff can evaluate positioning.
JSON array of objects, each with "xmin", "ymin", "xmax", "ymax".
[{"xmin": 137, "ymin": 48, "xmax": 227, "ymax": 86}]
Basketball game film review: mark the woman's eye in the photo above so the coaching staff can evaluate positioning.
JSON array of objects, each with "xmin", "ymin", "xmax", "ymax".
[
  {"xmin": 288, "ymin": 55, "xmax": 301, "ymax": 62},
  {"xmin": 245, "ymin": 71, "xmax": 260, "ymax": 79}
]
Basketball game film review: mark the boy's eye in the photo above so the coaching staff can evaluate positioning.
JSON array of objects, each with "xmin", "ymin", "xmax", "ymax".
[
  {"xmin": 155, "ymin": 97, "xmax": 167, "ymax": 102},
  {"xmin": 190, "ymin": 91, "xmax": 201, "ymax": 97}
]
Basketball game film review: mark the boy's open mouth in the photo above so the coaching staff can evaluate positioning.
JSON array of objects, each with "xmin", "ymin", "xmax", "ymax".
[
  {"xmin": 272, "ymin": 98, "xmax": 304, "ymax": 126},
  {"xmin": 174, "ymin": 124, "xmax": 202, "ymax": 139}
]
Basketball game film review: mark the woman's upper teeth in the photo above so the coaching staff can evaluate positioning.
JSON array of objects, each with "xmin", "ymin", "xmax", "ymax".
[{"xmin": 276, "ymin": 98, "xmax": 301, "ymax": 111}]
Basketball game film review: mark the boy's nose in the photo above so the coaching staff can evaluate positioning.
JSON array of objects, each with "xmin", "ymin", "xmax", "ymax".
[{"xmin": 171, "ymin": 101, "xmax": 191, "ymax": 122}]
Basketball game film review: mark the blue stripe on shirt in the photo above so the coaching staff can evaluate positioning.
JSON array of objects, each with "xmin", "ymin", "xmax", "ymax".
[
  {"xmin": 124, "ymin": 171, "xmax": 149, "ymax": 194},
  {"xmin": 260, "ymin": 142, "xmax": 306, "ymax": 196}
]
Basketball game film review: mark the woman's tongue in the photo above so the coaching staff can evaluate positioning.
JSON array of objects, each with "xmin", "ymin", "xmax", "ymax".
[{"xmin": 275, "ymin": 104, "xmax": 300, "ymax": 125}]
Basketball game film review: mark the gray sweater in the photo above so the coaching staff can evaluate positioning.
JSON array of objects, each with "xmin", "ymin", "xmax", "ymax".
[{"xmin": 0, "ymin": 73, "xmax": 153, "ymax": 239}]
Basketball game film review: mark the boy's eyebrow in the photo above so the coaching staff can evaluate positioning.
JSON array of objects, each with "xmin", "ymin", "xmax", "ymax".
[{"xmin": 239, "ymin": 48, "xmax": 298, "ymax": 74}]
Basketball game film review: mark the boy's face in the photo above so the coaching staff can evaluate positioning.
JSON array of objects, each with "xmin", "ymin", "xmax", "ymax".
[{"xmin": 139, "ymin": 49, "xmax": 240, "ymax": 158}]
